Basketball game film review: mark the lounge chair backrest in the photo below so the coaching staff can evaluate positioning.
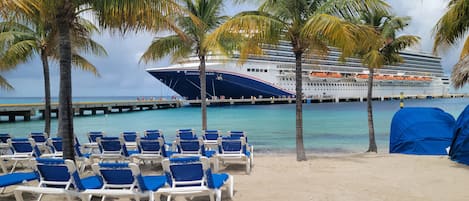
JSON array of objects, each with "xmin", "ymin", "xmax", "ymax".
[
  {"xmin": 218, "ymin": 137, "xmax": 247, "ymax": 155},
  {"xmin": 144, "ymin": 130, "xmax": 163, "ymax": 139},
  {"xmin": 47, "ymin": 137, "xmax": 63, "ymax": 153},
  {"xmin": 8, "ymin": 138, "xmax": 41, "ymax": 156},
  {"xmin": 97, "ymin": 137, "xmax": 124, "ymax": 153},
  {"xmin": 228, "ymin": 131, "xmax": 248, "ymax": 142},
  {"xmin": 88, "ymin": 131, "xmax": 105, "ymax": 143},
  {"xmin": 30, "ymin": 132, "xmax": 47, "ymax": 143},
  {"xmin": 122, "ymin": 131, "xmax": 139, "ymax": 142},
  {"xmin": 176, "ymin": 138, "xmax": 204, "ymax": 154},
  {"xmin": 93, "ymin": 162, "xmax": 140, "ymax": 189},
  {"xmin": 203, "ymin": 130, "xmax": 220, "ymax": 140},
  {"xmin": 35, "ymin": 158, "xmax": 71, "ymax": 183},
  {"xmin": 177, "ymin": 129, "xmax": 197, "ymax": 139},
  {"xmin": 162, "ymin": 157, "xmax": 209, "ymax": 187},
  {"xmin": 137, "ymin": 137, "xmax": 163, "ymax": 154},
  {"xmin": 0, "ymin": 133, "xmax": 11, "ymax": 143}
]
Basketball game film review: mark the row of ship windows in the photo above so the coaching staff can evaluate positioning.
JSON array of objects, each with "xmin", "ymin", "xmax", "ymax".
[
  {"xmin": 282, "ymin": 82, "xmax": 370, "ymax": 87},
  {"xmin": 247, "ymin": 68, "xmax": 268, "ymax": 73}
]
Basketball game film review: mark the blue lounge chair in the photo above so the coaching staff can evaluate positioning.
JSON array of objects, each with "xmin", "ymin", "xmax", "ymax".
[
  {"xmin": 41, "ymin": 138, "xmax": 63, "ymax": 158},
  {"xmin": 83, "ymin": 131, "xmax": 105, "ymax": 153},
  {"xmin": 228, "ymin": 131, "xmax": 254, "ymax": 160},
  {"xmin": 95, "ymin": 137, "xmax": 138, "ymax": 162},
  {"xmin": 0, "ymin": 171, "xmax": 38, "ymax": 194},
  {"xmin": 121, "ymin": 131, "xmax": 139, "ymax": 149},
  {"xmin": 217, "ymin": 137, "xmax": 252, "ymax": 174},
  {"xmin": 0, "ymin": 138, "xmax": 41, "ymax": 173},
  {"xmin": 130, "ymin": 137, "xmax": 165, "ymax": 165},
  {"xmin": 203, "ymin": 130, "xmax": 221, "ymax": 149},
  {"xmin": 177, "ymin": 129, "xmax": 197, "ymax": 140},
  {"xmin": 13, "ymin": 158, "xmax": 103, "ymax": 201},
  {"xmin": 160, "ymin": 157, "xmax": 233, "ymax": 201},
  {"xmin": 144, "ymin": 130, "xmax": 162, "ymax": 139},
  {"xmin": 29, "ymin": 132, "xmax": 48, "ymax": 151},
  {"xmin": 80, "ymin": 162, "xmax": 167, "ymax": 201}
]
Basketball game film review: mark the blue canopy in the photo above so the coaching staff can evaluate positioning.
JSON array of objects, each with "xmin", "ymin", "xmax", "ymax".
[
  {"xmin": 449, "ymin": 105, "xmax": 469, "ymax": 165},
  {"xmin": 390, "ymin": 107, "xmax": 455, "ymax": 155}
]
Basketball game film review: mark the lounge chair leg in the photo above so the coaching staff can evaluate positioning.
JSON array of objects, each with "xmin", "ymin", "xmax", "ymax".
[
  {"xmin": 166, "ymin": 195, "xmax": 171, "ymax": 201},
  {"xmin": 216, "ymin": 190, "xmax": 222, "ymax": 201},
  {"xmin": 208, "ymin": 192, "xmax": 215, "ymax": 201},
  {"xmin": 37, "ymin": 193, "xmax": 43, "ymax": 201},
  {"xmin": 0, "ymin": 159, "xmax": 8, "ymax": 173},
  {"xmin": 229, "ymin": 175, "xmax": 234, "ymax": 199},
  {"xmin": 246, "ymin": 160, "xmax": 251, "ymax": 174},
  {"xmin": 10, "ymin": 161, "xmax": 18, "ymax": 173},
  {"xmin": 14, "ymin": 190, "xmax": 24, "ymax": 201}
]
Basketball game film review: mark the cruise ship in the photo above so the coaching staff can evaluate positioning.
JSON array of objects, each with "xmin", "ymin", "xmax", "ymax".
[{"xmin": 146, "ymin": 42, "xmax": 450, "ymax": 100}]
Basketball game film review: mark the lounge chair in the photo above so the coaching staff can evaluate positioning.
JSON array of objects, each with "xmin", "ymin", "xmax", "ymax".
[
  {"xmin": 159, "ymin": 157, "xmax": 233, "ymax": 201},
  {"xmin": 94, "ymin": 137, "xmax": 138, "ymax": 162},
  {"xmin": 203, "ymin": 130, "xmax": 221, "ymax": 149},
  {"xmin": 228, "ymin": 131, "xmax": 254, "ymax": 164},
  {"xmin": 83, "ymin": 131, "xmax": 105, "ymax": 153},
  {"xmin": 40, "ymin": 138, "xmax": 63, "ymax": 158},
  {"xmin": 177, "ymin": 129, "xmax": 197, "ymax": 140},
  {"xmin": 121, "ymin": 131, "xmax": 139, "ymax": 149},
  {"xmin": 0, "ymin": 138, "xmax": 41, "ymax": 173},
  {"xmin": 144, "ymin": 130, "xmax": 162, "ymax": 139},
  {"xmin": 130, "ymin": 137, "xmax": 165, "ymax": 165},
  {"xmin": 0, "ymin": 171, "xmax": 38, "ymax": 194},
  {"xmin": 216, "ymin": 137, "xmax": 252, "ymax": 174},
  {"xmin": 13, "ymin": 158, "xmax": 103, "ymax": 201},
  {"xmin": 29, "ymin": 132, "xmax": 48, "ymax": 151},
  {"xmin": 80, "ymin": 162, "xmax": 167, "ymax": 201},
  {"xmin": 172, "ymin": 138, "xmax": 218, "ymax": 171}
]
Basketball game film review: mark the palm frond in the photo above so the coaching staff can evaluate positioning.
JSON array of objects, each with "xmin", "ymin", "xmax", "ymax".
[
  {"xmin": 433, "ymin": 0, "xmax": 469, "ymax": 53},
  {"xmin": 71, "ymin": 54, "xmax": 100, "ymax": 77},
  {"xmin": 451, "ymin": 55, "xmax": 469, "ymax": 89},
  {"xmin": 140, "ymin": 35, "xmax": 190, "ymax": 64},
  {"xmin": 460, "ymin": 36, "xmax": 469, "ymax": 59},
  {"xmin": 317, "ymin": 0, "xmax": 389, "ymax": 19},
  {"xmin": 0, "ymin": 74, "xmax": 13, "ymax": 90},
  {"xmin": 362, "ymin": 49, "xmax": 384, "ymax": 68}
]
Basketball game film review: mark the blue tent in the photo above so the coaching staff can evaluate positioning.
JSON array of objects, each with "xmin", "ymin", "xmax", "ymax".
[
  {"xmin": 390, "ymin": 107, "xmax": 455, "ymax": 155},
  {"xmin": 449, "ymin": 105, "xmax": 469, "ymax": 165}
]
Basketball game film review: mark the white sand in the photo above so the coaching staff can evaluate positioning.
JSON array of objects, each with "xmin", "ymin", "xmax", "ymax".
[{"xmin": 1, "ymin": 153, "xmax": 469, "ymax": 201}]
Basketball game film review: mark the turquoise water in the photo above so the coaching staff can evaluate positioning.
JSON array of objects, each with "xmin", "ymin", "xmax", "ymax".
[{"xmin": 0, "ymin": 97, "xmax": 468, "ymax": 153}]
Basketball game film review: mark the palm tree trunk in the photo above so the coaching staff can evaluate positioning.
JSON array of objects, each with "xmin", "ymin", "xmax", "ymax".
[
  {"xmin": 57, "ymin": 1, "xmax": 75, "ymax": 160},
  {"xmin": 367, "ymin": 68, "xmax": 377, "ymax": 152},
  {"xmin": 199, "ymin": 55, "xmax": 207, "ymax": 130},
  {"xmin": 294, "ymin": 51, "xmax": 306, "ymax": 161},
  {"xmin": 40, "ymin": 51, "xmax": 51, "ymax": 136}
]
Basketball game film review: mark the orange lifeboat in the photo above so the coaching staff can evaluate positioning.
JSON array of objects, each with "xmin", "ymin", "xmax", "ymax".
[
  {"xmin": 310, "ymin": 72, "xmax": 328, "ymax": 78},
  {"xmin": 374, "ymin": 75, "xmax": 386, "ymax": 80},
  {"xmin": 328, "ymin": 72, "xmax": 343, "ymax": 78},
  {"xmin": 356, "ymin": 74, "xmax": 369, "ymax": 79}
]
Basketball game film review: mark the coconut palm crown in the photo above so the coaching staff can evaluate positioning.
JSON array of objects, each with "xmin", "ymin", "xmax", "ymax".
[
  {"xmin": 140, "ymin": 0, "xmax": 229, "ymax": 131},
  {"xmin": 434, "ymin": 0, "xmax": 469, "ymax": 88}
]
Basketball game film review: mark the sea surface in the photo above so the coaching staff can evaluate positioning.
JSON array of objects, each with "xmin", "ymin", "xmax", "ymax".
[{"xmin": 0, "ymin": 97, "xmax": 468, "ymax": 153}]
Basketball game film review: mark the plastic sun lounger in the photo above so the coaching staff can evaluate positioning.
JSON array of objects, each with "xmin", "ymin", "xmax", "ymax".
[
  {"xmin": 203, "ymin": 130, "xmax": 221, "ymax": 149},
  {"xmin": 121, "ymin": 131, "xmax": 139, "ymax": 149},
  {"xmin": 82, "ymin": 131, "xmax": 105, "ymax": 154},
  {"xmin": 80, "ymin": 162, "xmax": 167, "ymax": 201},
  {"xmin": 40, "ymin": 138, "xmax": 63, "ymax": 158},
  {"xmin": 217, "ymin": 137, "xmax": 252, "ymax": 174},
  {"xmin": 0, "ymin": 171, "xmax": 38, "ymax": 194},
  {"xmin": 13, "ymin": 158, "xmax": 103, "ymax": 201},
  {"xmin": 94, "ymin": 137, "xmax": 139, "ymax": 162},
  {"xmin": 160, "ymin": 157, "xmax": 233, "ymax": 201},
  {"xmin": 0, "ymin": 138, "xmax": 41, "ymax": 173},
  {"xmin": 0, "ymin": 133, "xmax": 12, "ymax": 154},
  {"xmin": 130, "ymin": 137, "xmax": 165, "ymax": 165}
]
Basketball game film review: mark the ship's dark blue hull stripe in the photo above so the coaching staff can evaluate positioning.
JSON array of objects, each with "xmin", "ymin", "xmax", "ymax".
[{"xmin": 149, "ymin": 70, "xmax": 293, "ymax": 100}]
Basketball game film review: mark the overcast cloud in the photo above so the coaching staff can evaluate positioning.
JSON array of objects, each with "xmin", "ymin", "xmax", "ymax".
[{"xmin": 1, "ymin": 0, "xmax": 468, "ymax": 97}]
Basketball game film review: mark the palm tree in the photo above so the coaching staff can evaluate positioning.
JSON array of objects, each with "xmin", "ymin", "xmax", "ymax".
[
  {"xmin": 54, "ymin": 0, "xmax": 182, "ymax": 160},
  {"xmin": 0, "ymin": 14, "xmax": 105, "ymax": 136},
  {"xmin": 141, "ymin": 0, "xmax": 228, "ymax": 131},
  {"xmin": 208, "ymin": 0, "xmax": 388, "ymax": 161},
  {"xmin": 356, "ymin": 9, "xmax": 419, "ymax": 152},
  {"xmin": 434, "ymin": 0, "xmax": 469, "ymax": 88},
  {"xmin": 1, "ymin": 0, "xmax": 181, "ymax": 160}
]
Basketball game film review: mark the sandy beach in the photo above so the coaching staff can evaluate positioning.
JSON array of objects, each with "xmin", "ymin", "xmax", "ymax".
[{"xmin": 1, "ymin": 153, "xmax": 468, "ymax": 201}]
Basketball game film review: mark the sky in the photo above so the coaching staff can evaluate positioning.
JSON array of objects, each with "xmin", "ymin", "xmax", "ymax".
[{"xmin": 1, "ymin": 0, "xmax": 468, "ymax": 97}]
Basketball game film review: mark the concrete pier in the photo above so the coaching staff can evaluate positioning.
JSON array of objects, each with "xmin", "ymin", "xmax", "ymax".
[{"xmin": 0, "ymin": 100, "xmax": 182, "ymax": 122}]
